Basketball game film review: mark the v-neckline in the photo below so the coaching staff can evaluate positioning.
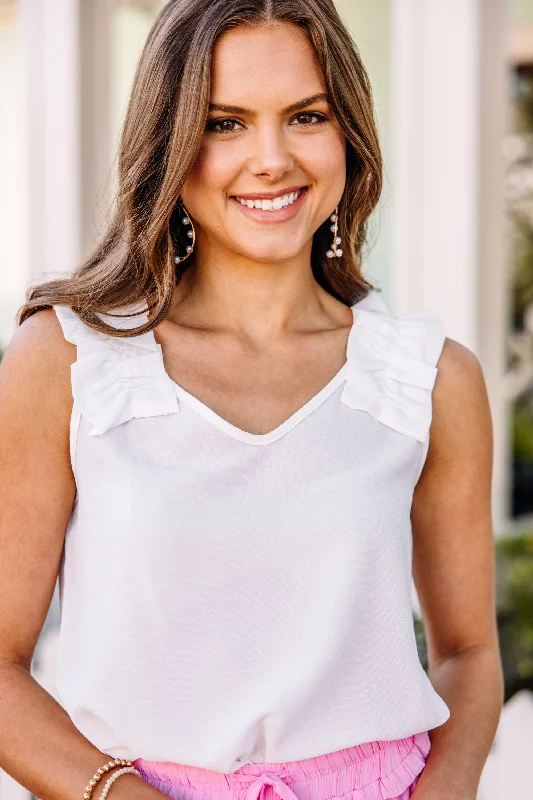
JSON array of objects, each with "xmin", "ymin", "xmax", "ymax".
[
  {"xmin": 154, "ymin": 301, "xmax": 360, "ymax": 447},
  {"xmin": 171, "ymin": 359, "xmax": 349, "ymax": 446}
]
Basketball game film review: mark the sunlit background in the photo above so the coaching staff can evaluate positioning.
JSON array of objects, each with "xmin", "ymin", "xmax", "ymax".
[{"xmin": 0, "ymin": 1, "xmax": 533, "ymax": 798}]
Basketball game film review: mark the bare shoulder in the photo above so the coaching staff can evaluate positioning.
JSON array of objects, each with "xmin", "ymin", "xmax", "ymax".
[
  {"xmin": 0, "ymin": 308, "xmax": 76, "ymax": 434},
  {"xmin": 1, "ymin": 307, "xmax": 75, "ymax": 375},
  {"xmin": 428, "ymin": 336, "xmax": 492, "ymax": 464},
  {"xmin": 435, "ymin": 336, "xmax": 486, "ymax": 390},
  {"xmin": 433, "ymin": 337, "xmax": 490, "ymax": 418},
  {"xmin": 2, "ymin": 307, "xmax": 74, "ymax": 364}
]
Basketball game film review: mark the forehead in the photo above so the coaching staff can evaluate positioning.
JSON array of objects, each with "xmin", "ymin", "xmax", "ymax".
[{"xmin": 210, "ymin": 22, "xmax": 326, "ymax": 109}]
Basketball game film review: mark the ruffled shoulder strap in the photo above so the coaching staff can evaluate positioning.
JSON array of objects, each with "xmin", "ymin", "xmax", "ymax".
[
  {"xmin": 53, "ymin": 303, "xmax": 178, "ymax": 436},
  {"xmin": 340, "ymin": 289, "xmax": 446, "ymax": 442}
]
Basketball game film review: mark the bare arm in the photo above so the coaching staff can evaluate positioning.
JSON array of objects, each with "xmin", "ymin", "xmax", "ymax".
[
  {"xmin": 0, "ymin": 311, "xmax": 166, "ymax": 800},
  {"xmin": 410, "ymin": 339, "xmax": 504, "ymax": 800}
]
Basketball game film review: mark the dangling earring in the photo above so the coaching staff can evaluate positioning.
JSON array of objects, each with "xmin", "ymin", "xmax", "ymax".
[
  {"xmin": 174, "ymin": 201, "xmax": 195, "ymax": 266},
  {"xmin": 326, "ymin": 206, "xmax": 343, "ymax": 258}
]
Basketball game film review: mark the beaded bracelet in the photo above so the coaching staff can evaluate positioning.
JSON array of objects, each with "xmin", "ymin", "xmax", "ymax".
[
  {"xmin": 83, "ymin": 759, "xmax": 133, "ymax": 800},
  {"xmin": 98, "ymin": 767, "xmax": 142, "ymax": 800}
]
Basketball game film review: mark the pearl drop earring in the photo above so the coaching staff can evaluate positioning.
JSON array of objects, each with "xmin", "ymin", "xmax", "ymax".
[
  {"xmin": 326, "ymin": 207, "xmax": 342, "ymax": 258},
  {"xmin": 174, "ymin": 201, "xmax": 195, "ymax": 266}
]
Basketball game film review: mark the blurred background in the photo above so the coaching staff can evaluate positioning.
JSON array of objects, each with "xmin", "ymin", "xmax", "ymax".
[{"xmin": 0, "ymin": 1, "xmax": 532, "ymax": 798}]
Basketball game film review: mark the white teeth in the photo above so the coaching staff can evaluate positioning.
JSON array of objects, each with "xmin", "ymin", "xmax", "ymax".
[{"xmin": 235, "ymin": 189, "xmax": 303, "ymax": 210}]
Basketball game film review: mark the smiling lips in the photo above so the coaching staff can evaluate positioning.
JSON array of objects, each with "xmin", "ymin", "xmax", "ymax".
[
  {"xmin": 230, "ymin": 186, "xmax": 308, "ymax": 221},
  {"xmin": 234, "ymin": 188, "xmax": 304, "ymax": 211}
]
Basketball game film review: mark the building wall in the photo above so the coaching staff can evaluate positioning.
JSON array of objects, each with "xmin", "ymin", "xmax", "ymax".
[
  {"xmin": 513, "ymin": 0, "xmax": 533, "ymax": 24},
  {"xmin": 0, "ymin": 13, "xmax": 23, "ymax": 347}
]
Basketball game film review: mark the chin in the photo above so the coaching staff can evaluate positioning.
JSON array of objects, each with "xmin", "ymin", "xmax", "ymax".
[{"xmin": 239, "ymin": 243, "xmax": 304, "ymax": 264}]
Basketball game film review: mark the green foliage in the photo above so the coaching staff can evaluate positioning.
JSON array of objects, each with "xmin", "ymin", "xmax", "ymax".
[
  {"xmin": 497, "ymin": 531, "xmax": 533, "ymax": 558},
  {"xmin": 510, "ymin": 210, "xmax": 533, "ymax": 331},
  {"xmin": 512, "ymin": 402, "xmax": 533, "ymax": 460},
  {"xmin": 515, "ymin": 67, "xmax": 533, "ymax": 135},
  {"xmin": 414, "ymin": 616, "xmax": 428, "ymax": 671},
  {"xmin": 496, "ymin": 532, "xmax": 533, "ymax": 689}
]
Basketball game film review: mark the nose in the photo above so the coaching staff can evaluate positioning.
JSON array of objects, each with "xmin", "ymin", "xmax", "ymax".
[
  {"xmin": 242, "ymin": 771, "xmax": 300, "ymax": 800},
  {"xmin": 248, "ymin": 128, "xmax": 295, "ymax": 181}
]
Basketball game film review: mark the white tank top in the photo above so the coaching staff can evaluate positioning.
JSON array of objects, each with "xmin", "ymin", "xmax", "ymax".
[{"xmin": 52, "ymin": 288, "xmax": 450, "ymax": 774}]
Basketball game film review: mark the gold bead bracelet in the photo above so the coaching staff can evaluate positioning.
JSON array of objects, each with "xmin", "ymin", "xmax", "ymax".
[{"xmin": 83, "ymin": 759, "xmax": 133, "ymax": 800}]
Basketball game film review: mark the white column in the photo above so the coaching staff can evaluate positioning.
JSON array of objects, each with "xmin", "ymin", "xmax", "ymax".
[
  {"xmin": 0, "ymin": 7, "xmax": 25, "ymax": 345},
  {"xmin": 80, "ymin": 0, "xmax": 113, "ymax": 257},
  {"xmin": 390, "ymin": 0, "xmax": 510, "ymax": 530},
  {"xmin": 19, "ymin": 0, "xmax": 82, "ymax": 281},
  {"xmin": 477, "ymin": 0, "xmax": 512, "ymax": 534}
]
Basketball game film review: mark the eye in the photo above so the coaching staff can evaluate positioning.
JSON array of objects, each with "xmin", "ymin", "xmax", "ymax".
[
  {"xmin": 206, "ymin": 118, "xmax": 244, "ymax": 134},
  {"xmin": 290, "ymin": 111, "xmax": 328, "ymax": 126}
]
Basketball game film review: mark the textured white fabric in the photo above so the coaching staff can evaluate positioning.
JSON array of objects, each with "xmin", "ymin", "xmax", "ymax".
[{"xmin": 53, "ymin": 288, "xmax": 450, "ymax": 774}]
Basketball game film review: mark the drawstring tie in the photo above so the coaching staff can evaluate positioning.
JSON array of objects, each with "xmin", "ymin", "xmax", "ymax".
[{"xmin": 242, "ymin": 772, "xmax": 299, "ymax": 800}]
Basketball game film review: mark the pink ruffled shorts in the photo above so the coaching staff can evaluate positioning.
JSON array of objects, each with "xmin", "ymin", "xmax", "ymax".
[{"xmin": 133, "ymin": 730, "xmax": 431, "ymax": 800}]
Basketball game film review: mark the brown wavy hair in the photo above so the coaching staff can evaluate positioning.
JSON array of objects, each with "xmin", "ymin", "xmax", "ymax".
[{"xmin": 17, "ymin": 0, "xmax": 382, "ymax": 337}]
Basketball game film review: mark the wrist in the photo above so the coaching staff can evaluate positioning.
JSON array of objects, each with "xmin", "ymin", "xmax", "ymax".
[
  {"xmin": 103, "ymin": 772, "xmax": 167, "ymax": 800},
  {"xmin": 413, "ymin": 764, "xmax": 478, "ymax": 800}
]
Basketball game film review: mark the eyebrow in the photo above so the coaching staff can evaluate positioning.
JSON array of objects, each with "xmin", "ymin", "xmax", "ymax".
[{"xmin": 208, "ymin": 93, "xmax": 331, "ymax": 115}]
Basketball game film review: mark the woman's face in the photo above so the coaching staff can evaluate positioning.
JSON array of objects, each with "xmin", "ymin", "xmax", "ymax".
[{"xmin": 180, "ymin": 21, "xmax": 347, "ymax": 266}]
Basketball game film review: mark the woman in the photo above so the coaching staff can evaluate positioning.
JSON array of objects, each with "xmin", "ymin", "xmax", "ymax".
[{"xmin": 0, "ymin": 1, "xmax": 503, "ymax": 800}]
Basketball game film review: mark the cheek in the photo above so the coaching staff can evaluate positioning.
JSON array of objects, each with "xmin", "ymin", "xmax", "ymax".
[
  {"xmin": 183, "ymin": 141, "xmax": 241, "ymax": 198},
  {"xmin": 299, "ymin": 132, "xmax": 346, "ymax": 183}
]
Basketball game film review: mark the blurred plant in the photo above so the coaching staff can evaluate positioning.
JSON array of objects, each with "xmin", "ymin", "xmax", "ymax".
[
  {"xmin": 504, "ymin": 65, "xmax": 533, "ymax": 516},
  {"xmin": 414, "ymin": 615, "xmax": 427, "ymax": 670},
  {"xmin": 496, "ymin": 531, "xmax": 533, "ymax": 698},
  {"xmin": 510, "ymin": 210, "xmax": 533, "ymax": 331},
  {"xmin": 515, "ymin": 65, "xmax": 533, "ymax": 135},
  {"xmin": 490, "ymin": 69, "xmax": 533, "ymax": 517},
  {"xmin": 512, "ymin": 401, "xmax": 533, "ymax": 460},
  {"xmin": 414, "ymin": 531, "xmax": 533, "ymax": 702}
]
